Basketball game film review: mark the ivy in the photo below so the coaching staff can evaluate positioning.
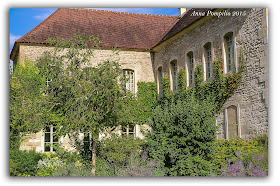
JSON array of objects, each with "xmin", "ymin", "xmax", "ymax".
[{"xmin": 142, "ymin": 47, "xmax": 245, "ymax": 176}]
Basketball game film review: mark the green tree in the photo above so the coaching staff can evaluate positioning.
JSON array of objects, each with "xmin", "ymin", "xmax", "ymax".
[
  {"xmin": 9, "ymin": 60, "xmax": 45, "ymax": 149},
  {"xmin": 36, "ymin": 33, "xmax": 130, "ymax": 175}
]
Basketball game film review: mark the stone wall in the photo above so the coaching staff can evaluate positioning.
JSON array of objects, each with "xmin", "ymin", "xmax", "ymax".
[{"xmin": 153, "ymin": 8, "xmax": 268, "ymax": 140}]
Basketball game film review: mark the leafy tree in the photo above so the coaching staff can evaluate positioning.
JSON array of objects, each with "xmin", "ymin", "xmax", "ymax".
[
  {"xmin": 9, "ymin": 60, "xmax": 45, "ymax": 149},
  {"xmin": 144, "ymin": 49, "xmax": 245, "ymax": 176},
  {"xmin": 35, "ymin": 33, "xmax": 131, "ymax": 175}
]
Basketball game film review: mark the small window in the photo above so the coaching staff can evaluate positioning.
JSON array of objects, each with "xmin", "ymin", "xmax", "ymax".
[
  {"xmin": 204, "ymin": 43, "xmax": 212, "ymax": 80},
  {"xmin": 224, "ymin": 32, "xmax": 234, "ymax": 73},
  {"xmin": 44, "ymin": 126, "xmax": 58, "ymax": 152},
  {"xmin": 170, "ymin": 60, "xmax": 177, "ymax": 92},
  {"xmin": 123, "ymin": 69, "xmax": 135, "ymax": 93},
  {"xmin": 122, "ymin": 124, "xmax": 136, "ymax": 138},
  {"xmin": 187, "ymin": 52, "xmax": 194, "ymax": 87},
  {"xmin": 158, "ymin": 67, "xmax": 163, "ymax": 96}
]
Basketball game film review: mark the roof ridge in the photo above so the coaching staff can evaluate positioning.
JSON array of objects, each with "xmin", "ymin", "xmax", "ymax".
[
  {"xmin": 67, "ymin": 8, "xmax": 178, "ymax": 17},
  {"xmin": 16, "ymin": 8, "xmax": 61, "ymax": 43}
]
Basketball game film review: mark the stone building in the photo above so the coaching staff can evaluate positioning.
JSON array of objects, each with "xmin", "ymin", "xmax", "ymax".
[{"xmin": 10, "ymin": 8, "xmax": 268, "ymax": 152}]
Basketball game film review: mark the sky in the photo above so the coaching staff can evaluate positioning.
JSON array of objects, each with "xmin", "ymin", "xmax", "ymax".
[{"xmin": 9, "ymin": 8, "xmax": 179, "ymax": 55}]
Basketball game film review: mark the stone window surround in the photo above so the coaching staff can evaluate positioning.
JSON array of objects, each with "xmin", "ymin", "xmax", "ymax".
[
  {"xmin": 202, "ymin": 41, "xmax": 214, "ymax": 82},
  {"xmin": 169, "ymin": 59, "xmax": 178, "ymax": 93},
  {"xmin": 221, "ymin": 30, "xmax": 237, "ymax": 75},
  {"xmin": 123, "ymin": 69, "xmax": 135, "ymax": 94},
  {"xmin": 185, "ymin": 51, "xmax": 195, "ymax": 88},
  {"xmin": 224, "ymin": 103, "xmax": 241, "ymax": 139},
  {"xmin": 157, "ymin": 66, "xmax": 163, "ymax": 96}
]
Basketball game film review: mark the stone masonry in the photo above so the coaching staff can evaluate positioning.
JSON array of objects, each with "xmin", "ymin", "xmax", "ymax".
[{"xmin": 153, "ymin": 8, "xmax": 268, "ymax": 140}]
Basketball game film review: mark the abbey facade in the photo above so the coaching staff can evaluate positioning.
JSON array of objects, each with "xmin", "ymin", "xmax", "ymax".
[{"xmin": 10, "ymin": 8, "xmax": 268, "ymax": 152}]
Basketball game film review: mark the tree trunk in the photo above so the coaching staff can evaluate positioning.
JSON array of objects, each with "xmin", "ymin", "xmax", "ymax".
[{"xmin": 91, "ymin": 136, "xmax": 98, "ymax": 176}]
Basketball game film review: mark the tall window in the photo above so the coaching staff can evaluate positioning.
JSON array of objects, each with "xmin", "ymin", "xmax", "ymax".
[
  {"xmin": 225, "ymin": 32, "xmax": 234, "ymax": 73},
  {"xmin": 44, "ymin": 126, "xmax": 58, "ymax": 152},
  {"xmin": 158, "ymin": 67, "xmax": 163, "ymax": 96},
  {"xmin": 187, "ymin": 52, "xmax": 194, "ymax": 86},
  {"xmin": 226, "ymin": 105, "xmax": 238, "ymax": 139},
  {"xmin": 123, "ymin": 69, "xmax": 135, "ymax": 93},
  {"xmin": 204, "ymin": 43, "xmax": 212, "ymax": 80},
  {"xmin": 170, "ymin": 60, "xmax": 177, "ymax": 92},
  {"xmin": 122, "ymin": 124, "xmax": 136, "ymax": 138}
]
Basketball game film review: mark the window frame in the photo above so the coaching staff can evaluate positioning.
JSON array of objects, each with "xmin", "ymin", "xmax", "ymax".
[
  {"xmin": 44, "ymin": 126, "xmax": 59, "ymax": 152},
  {"xmin": 204, "ymin": 42, "xmax": 212, "ymax": 81},
  {"xmin": 157, "ymin": 66, "xmax": 163, "ymax": 96},
  {"xmin": 121, "ymin": 124, "xmax": 136, "ymax": 138},
  {"xmin": 123, "ymin": 69, "xmax": 135, "ymax": 94},
  {"xmin": 187, "ymin": 52, "xmax": 194, "ymax": 87},
  {"xmin": 170, "ymin": 60, "xmax": 178, "ymax": 93},
  {"xmin": 224, "ymin": 32, "xmax": 235, "ymax": 74}
]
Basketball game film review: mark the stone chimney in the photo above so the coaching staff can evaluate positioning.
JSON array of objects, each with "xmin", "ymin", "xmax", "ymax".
[{"xmin": 178, "ymin": 8, "xmax": 187, "ymax": 16}]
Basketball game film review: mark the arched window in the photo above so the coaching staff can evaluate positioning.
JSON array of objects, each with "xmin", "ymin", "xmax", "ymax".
[
  {"xmin": 123, "ymin": 69, "xmax": 135, "ymax": 93},
  {"xmin": 187, "ymin": 52, "xmax": 194, "ymax": 87},
  {"xmin": 158, "ymin": 66, "xmax": 163, "ymax": 96},
  {"xmin": 225, "ymin": 105, "xmax": 239, "ymax": 139},
  {"xmin": 224, "ymin": 32, "xmax": 234, "ymax": 73},
  {"xmin": 204, "ymin": 43, "xmax": 212, "ymax": 81},
  {"xmin": 170, "ymin": 60, "xmax": 178, "ymax": 92}
]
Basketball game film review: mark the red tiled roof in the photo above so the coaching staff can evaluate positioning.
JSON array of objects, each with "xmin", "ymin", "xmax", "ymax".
[
  {"xmin": 155, "ymin": 8, "xmax": 215, "ymax": 47},
  {"xmin": 14, "ymin": 8, "xmax": 178, "ymax": 50}
]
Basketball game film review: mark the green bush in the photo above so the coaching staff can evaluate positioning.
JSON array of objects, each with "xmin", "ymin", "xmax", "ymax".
[
  {"xmin": 52, "ymin": 162, "xmax": 92, "ymax": 176},
  {"xmin": 213, "ymin": 134, "xmax": 268, "ymax": 176},
  {"xmin": 145, "ymin": 94, "xmax": 218, "ymax": 176},
  {"xmin": 96, "ymin": 134, "xmax": 143, "ymax": 176},
  {"xmin": 96, "ymin": 134, "xmax": 165, "ymax": 176},
  {"xmin": 10, "ymin": 149, "xmax": 43, "ymax": 176},
  {"xmin": 36, "ymin": 145, "xmax": 88, "ymax": 176}
]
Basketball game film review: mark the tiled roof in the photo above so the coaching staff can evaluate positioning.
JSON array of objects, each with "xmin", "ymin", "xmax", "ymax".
[
  {"xmin": 14, "ymin": 8, "xmax": 178, "ymax": 50},
  {"xmin": 155, "ymin": 8, "xmax": 214, "ymax": 47}
]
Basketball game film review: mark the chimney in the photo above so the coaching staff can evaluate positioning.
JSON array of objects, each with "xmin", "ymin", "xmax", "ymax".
[{"xmin": 178, "ymin": 8, "xmax": 187, "ymax": 16}]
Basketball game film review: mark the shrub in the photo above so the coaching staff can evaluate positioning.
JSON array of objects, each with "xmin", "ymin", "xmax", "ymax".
[
  {"xmin": 52, "ymin": 162, "xmax": 92, "ymax": 176},
  {"xmin": 145, "ymin": 94, "xmax": 218, "ymax": 176},
  {"xmin": 10, "ymin": 149, "xmax": 43, "ymax": 176},
  {"xmin": 118, "ymin": 151, "xmax": 165, "ymax": 176},
  {"xmin": 214, "ymin": 134, "xmax": 268, "ymax": 176},
  {"xmin": 96, "ymin": 134, "xmax": 164, "ymax": 176}
]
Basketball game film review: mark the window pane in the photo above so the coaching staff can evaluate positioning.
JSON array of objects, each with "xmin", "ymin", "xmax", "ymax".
[
  {"xmin": 44, "ymin": 143, "xmax": 50, "ymax": 152},
  {"xmin": 46, "ymin": 127, "xmax": 50, "ymax": 132},
  {"xmin": 128, "ymin": 125, "xmax": 134, "ymax": 133},
  {"xmin": 45, "ymin": 133, "xmax": 50, "ymax": 142},
  {"xmin": 53, "ymin": 134, "xmax": 58, "ymax": 142}
]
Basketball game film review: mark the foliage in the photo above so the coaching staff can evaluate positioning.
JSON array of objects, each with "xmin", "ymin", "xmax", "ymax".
[
  {"xmin": 10, "ymin": 149, "xmax": 43, "ymax": 176},
  {"xmin": 144, "ymin": 48, "xmax": 246, "ymax": 176},
  {"xmin": 52, "ymin": 162, "xmax": 92, "ymax": 176},
  {"xmin": 36, "ymin": 145, "xmax": 91, "ymax": 176},
  {"xmin": 96, "ymin": 134, "xmax": 164, "ymax": 176},
  {"xmin": 145, "ymin": 94, "xmax": 218, "ymax": 176},
  {"xmin": 9, "ymin": 60, "xmax": 46, "ymax": 149},
  {"xmin": 214, "ymin": 134, "xmax": 268, "ymax": 176},
  {"xmin": 118, "ymin": 151, "xmax": 165, "ymax": 176},
  {"xmin": 97, "ymin": 134, "xmax": 143, "ymax": 174},
  {"xmin": 36, "ymin": 154, "xmax": 64, "ymax": 176},
  {"xmin": 35, "ymin": 33, "xmax": 132, "ymax": 174}
]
